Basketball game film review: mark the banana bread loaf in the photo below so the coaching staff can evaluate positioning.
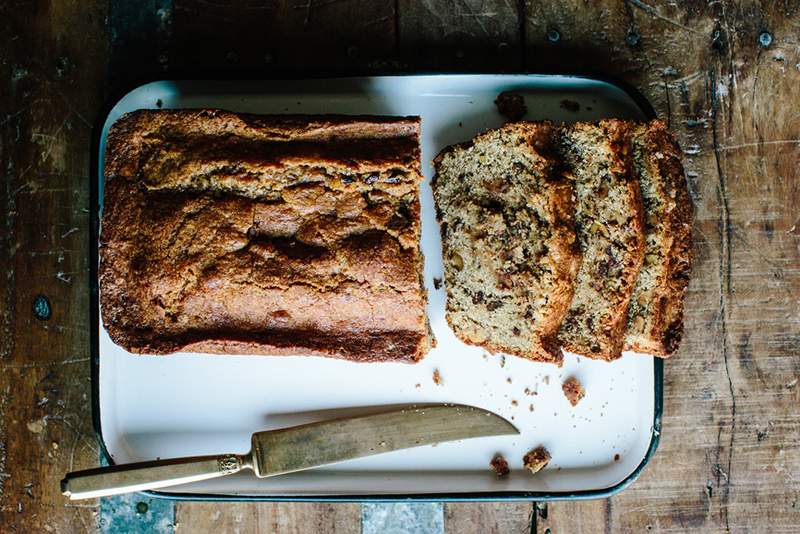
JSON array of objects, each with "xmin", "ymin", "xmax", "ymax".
[
  {"xmin": 100, "ymin": 109, "xmax": 431, "ymax": 362},
  {"xmin": 557, "ymin": 120, "xmax": 645, "ymax": 361},
  {"xmin": 624, "ymin": 120, "xmax": 692, "ymax": 356},
  {"xmin": 432, "ymin": 122, "xmax": 580, "ymax": 364}
]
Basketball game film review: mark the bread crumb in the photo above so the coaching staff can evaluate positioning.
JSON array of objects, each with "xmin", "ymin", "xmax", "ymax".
[
  {"xmin": 529, "ymin": 404, "xmax": 534, "ymax": 412},
  {"xmin": 494, "ymin": 91, "xmax": 527, "ymax": 121},
  {"xmin": 432, "ymin": 369, "xmax": 443, "ymax": 386},
  {"xmin": 614, "ymin": 453, "xmax": 620, "ymax": 462},
  {"xmin": 506, "ymin": 377, "xmax": 512, "ymax": 384},
  {"xmin": 511, "ymin": 399, "xmax": 518, "ymax": 407},
  {"xmin": 499, "ymin": 355, "xmax": 506, "ymax": 368},
  {"xmin": 562, "ymin": 376, "xmax": 585, "ymax": 406},
  {"xmin": 433, "ymin": 277, "xmax": 443, "ymax": 290},
  {"xmin": 490, "ymin": 454, "xmax": 510, "ymax": 476},
  {"xmin": 414, "ymin": 383, "xmax": 421, "ymax": 389},
  {"xmin": 523, "ymin": 446, "xmax": 551, "ymax": 475},
  {"xmin": 543, "ymin": 375, "xmax": 550, "ymax": 385}
]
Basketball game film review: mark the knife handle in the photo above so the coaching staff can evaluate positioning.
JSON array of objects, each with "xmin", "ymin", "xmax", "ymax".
[{"xmin": 61, "ymin": 453, "xmax": 252, "ymax": 500}]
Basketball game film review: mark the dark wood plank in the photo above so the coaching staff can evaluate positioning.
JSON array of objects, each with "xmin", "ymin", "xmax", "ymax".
[
  {"xmin": 175, "ymin": 502, "xmax": 361, "ymax": 533},
  {"xmin": 398, "ymin": 0, "xmax": 523, "ymax": 70},
  {"xmin": 0, "ymin": 0, "xmax": 109, "ymax": 531},
  {"xmin": 445, "ymin": 502, "xmax": 533, "ymax": 534},
  {"xmin": 170, "ymin": 0, "xmax": 397, "ymax": 75}
]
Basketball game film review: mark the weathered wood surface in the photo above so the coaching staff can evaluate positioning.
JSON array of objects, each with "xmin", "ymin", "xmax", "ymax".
[{"xmin": 1, "ymin": 0, "xmax": 798, "ymax": 533}]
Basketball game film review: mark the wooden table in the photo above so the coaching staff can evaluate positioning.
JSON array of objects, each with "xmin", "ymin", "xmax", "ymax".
[{"xmin": 2, "ymin": 1, "xmax": 798, "ymax": 532}]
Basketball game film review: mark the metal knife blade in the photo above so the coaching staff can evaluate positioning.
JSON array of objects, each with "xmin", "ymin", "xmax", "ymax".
[
  {"xmin": 250, "ymin": 404, "xmax": 518, "ymax": 477},
  {"xmin": 60, "ymin": 403, "xmax": 517, "ymax": 500}
]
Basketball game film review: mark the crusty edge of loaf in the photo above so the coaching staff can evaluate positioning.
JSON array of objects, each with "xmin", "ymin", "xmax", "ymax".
[
  {"xmin": 559, "ymin": 119, "xmax": 646, "ymax": 361},
  {"xmin": 110, "ymin": 329, "xmax": 430, "ymax": 363},
  {"xmin": 624, "ymin": 120, "xmax": 692, "ymax": 356}
]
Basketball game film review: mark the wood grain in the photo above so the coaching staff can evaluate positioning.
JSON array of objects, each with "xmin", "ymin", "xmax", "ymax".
[
  {"xmin": 0, "ymin": 0, "xmax": 108, "ymax": 531},
  {"xmin": 445, "ymin": 502, "xmax": 533, "ymax": 534},
  {"xmin": 175, "ymin": 502, "xmax": 361, "ymax": 534}
]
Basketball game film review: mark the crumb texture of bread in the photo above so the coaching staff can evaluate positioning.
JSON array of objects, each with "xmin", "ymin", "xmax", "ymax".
[
  {"xmin": 100, "ymin": 109, "xmax": 430, "ymax": 362},
  {"xmin": 523, "ymin": 446, "xmax": 551, "ymax": 475},
  {"xmin": 490, "ymin": 454, "xmax": 510, "ymax": 476},
  {"xmin": 561, "ymin": 376, "xmax": 585, "ymax": 406},
  {"xmin": 557, "ymin": 120, "xmax": 645, "ymax": 361},
  {"xmin": 432, "ymin": 122, "xmax": 580, "ymax": 364},
  {"xmin": 625, "ymin": 120, "xmax": 692, "ymax": 356}
]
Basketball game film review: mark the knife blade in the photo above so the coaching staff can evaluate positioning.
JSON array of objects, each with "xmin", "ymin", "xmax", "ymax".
[{"xmin": 61, "ymin": 404, "xmax": 517, "ymax": 500}]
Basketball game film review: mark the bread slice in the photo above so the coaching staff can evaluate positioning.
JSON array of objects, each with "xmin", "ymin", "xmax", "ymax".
[
  {"xmin": 557, "ymin": 120, "xmax": 645, "ymax": 361},
  {"xmin": 432, "ymin": 122, "xmax": 580, "ymax": 364},
  {"xmin": 624, "ymin": 120, "xmax": 692, "ymax": 356}
]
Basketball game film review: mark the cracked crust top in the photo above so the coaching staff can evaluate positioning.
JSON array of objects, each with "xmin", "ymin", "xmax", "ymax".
[{"xmin": 100, "ymin": 109, "xmax": 431, "ymax": 362}]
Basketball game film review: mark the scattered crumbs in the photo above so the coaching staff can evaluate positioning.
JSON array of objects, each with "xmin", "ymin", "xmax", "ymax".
[
  {"xmin": 490, "ymin": 454, "xmax": 510, "ymax": 476},
  {"xmin": 529, "ymin": 404, "xmax": 534, "ymax": 412},
  {"xmin": 494, "ymin": 91, "xmax": 527, "ymax": 121},
  {"xmin": 559, "ymin": 99, "xmax": 580, "ymax": 112},
  {"xmin": 523, "ymin": 446, "xmax": 551, "ymax": 475},
  {"xmin": 506, "ymin": 377, "xmax": 513, "ymax": 384},
  {"xmin": 511, "ymin": 399, "xmax": 518, "ymax": 407},
  {"xmin": 432, "ymin": 369, "xmax": 443, "ymax": 386},
  {"xmin": 433, "ymin": 277, "xmax": 443, "ymax": 290},
  {"xmin": 414, "ymin": 383, "xmax": 421, "ymax": 389},
  {"xmin": 499, "ymin": 355, "xmax": 506, "ymax": 368},
  {"xmin": 543, "ymin": 375, "xmax": 550, "ymax": 385},
  {"xmin": 614, "ymin": 454, "xmax": 620, "ymax": 462},
  {"xmin": 562, "ymin": 376, "xmax": 585, "ymax": 407}
]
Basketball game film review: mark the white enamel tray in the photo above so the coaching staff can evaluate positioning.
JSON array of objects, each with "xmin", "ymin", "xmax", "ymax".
[{"xmin": 94, "ymin": 75, "xmax": 661, "ymax": 500}]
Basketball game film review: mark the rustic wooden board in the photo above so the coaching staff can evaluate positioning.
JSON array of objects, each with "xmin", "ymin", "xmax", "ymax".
[
  {"xmin": 175, "ymin": 502, "xmax": 361, "ymax": 533},
  {"xmin": 1, "ymin": 0, "xmax": 798, "ymax": 533},
  {"xmin": 0, "ymin": 0, "xmax": 109, "ymax": 532}
]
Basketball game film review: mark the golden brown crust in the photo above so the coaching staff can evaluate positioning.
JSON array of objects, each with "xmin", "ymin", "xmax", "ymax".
[
  {"xmin": 432, "ymin": 122, "xmax": 579, "ymax": 365},
  {"xmin": 558, "ymin": 119, "xmax": 646, "ymax": 361},
  {"xmin": 624, "ymin": 120, "xmax": 692, "ymax": 356},
  {"xmin": 100, "ymin": 109, "xmax": 430, "ymax": 362}
]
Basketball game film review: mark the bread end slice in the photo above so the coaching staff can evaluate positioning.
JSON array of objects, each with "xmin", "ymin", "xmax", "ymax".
[{"xmin": 624, "ymin": 120, "xmax": 692, "ymax": 356}]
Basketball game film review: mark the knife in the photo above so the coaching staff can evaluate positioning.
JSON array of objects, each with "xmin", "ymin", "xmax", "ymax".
[{"xmin": 61, "ymin": 404, "xmax": 517, "ymax": 500}]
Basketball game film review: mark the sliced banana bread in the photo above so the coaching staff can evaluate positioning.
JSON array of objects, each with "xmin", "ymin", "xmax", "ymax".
[
  {"xmin": 557, "ymin": 120, "xmax": 645, "ymax": 361},
  {"xmin": 624, "ymin": 120, "xmax": 692, "ymax": 356},
  {"xmin": 432, "ymin": 122, "xmax": 580, "ymax": 364}
]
